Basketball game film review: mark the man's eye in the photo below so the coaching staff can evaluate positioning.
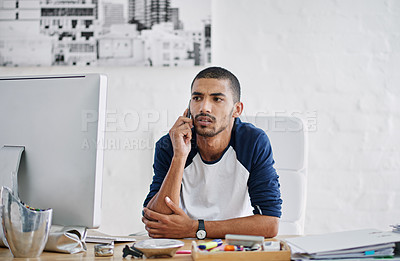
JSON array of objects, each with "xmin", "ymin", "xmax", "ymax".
[
  {"xmin": 193, "ymin": 96, "xmax": 200, "ymax": 101},
  {"xmin": 214, "ymin": 97, "xmax": 223, "ymax": 102}
]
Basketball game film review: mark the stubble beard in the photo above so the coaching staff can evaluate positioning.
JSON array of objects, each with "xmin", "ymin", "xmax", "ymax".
[{"xmin": 195, "ymin": 108, "xmax": 234, "ymax": 138}]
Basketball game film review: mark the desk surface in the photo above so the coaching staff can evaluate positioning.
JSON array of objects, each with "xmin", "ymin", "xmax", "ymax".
[
  {"xmin": 0, "ymin": 235, "xmax": 294, "ymax": 260},
  {"xmin": 0, "ymin": 233, "xmax": 296, "ymax": 261},
  {"xmin": 0, "ymin": 239, "xmax": 192, "ymax": 261}
]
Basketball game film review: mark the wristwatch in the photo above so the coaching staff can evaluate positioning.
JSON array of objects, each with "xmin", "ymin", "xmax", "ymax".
[{"xmin": 196, "ymin": 219, "xmax": 206, "ymax": 240}]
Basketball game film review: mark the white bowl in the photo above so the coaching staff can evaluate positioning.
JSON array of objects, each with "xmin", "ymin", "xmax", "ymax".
[{"xmin": 134, "ymin": 239, "xmax": 184, "ymax": 258}]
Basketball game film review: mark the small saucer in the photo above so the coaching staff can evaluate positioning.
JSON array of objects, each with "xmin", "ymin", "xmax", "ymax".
[{"xmin": 134, "ymin": 239, "xmax": 184, "ymax": 258}]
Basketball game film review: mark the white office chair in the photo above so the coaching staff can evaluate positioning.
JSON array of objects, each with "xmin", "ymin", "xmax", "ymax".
[{"xmin": 244, "ymin": 115, "xmax": 308, "ymax": 235}]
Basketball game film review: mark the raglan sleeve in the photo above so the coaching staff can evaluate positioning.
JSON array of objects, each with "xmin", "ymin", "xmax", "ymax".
[
  {"xmin": 143, "ymin": 135, "xmax": 173, "ymax": 207},
  {"xmin": 247, "ymin": 132, "xmax": 282, "ymax": 218}
]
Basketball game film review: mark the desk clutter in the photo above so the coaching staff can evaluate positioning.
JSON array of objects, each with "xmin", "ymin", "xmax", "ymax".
[
  {"xmin": 121, "ymin": 235, "xmax": 290, "ymax": 260},
  {"xmin": 192, "ymin": 235, "xmax": 290, "ymax": 261},
  {"xmin": 285, "ymin": 228, "xmax": 400, "ymax": 260}
]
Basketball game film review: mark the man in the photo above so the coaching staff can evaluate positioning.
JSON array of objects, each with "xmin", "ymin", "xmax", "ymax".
[{"xmin": 142, "ymin": 67, "xmax": 282, "ymax": 239}]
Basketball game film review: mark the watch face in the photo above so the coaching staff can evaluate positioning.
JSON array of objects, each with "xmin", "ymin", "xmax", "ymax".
[{"xmin": 196, "ymin": 230, "xmax": 206, "ymax": 239}]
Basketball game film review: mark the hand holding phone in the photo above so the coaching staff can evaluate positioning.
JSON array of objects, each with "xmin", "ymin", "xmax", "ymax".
[{"xmin": 169, "ymin": 101, "xmax": 193, "ymax": 157}]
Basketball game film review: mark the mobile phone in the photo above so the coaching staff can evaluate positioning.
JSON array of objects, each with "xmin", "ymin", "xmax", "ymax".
[
  {"xmin": 186, "ymin": 100, "xmax": 191, "ymax": 119},
  {"xmin": 186, "ymin": 100, "xmax": 196, "ymax": 147}
]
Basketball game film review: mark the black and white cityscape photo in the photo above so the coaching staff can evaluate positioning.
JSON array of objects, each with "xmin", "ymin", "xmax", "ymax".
[{"xmin": 0, "ymin": 0, "xmax": 211, "ymax": 67}]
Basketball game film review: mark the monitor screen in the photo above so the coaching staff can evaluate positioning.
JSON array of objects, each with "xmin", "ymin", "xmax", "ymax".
[{"xmin": 0, "ymin": 74, "xmax": 107, "ymax": 228}]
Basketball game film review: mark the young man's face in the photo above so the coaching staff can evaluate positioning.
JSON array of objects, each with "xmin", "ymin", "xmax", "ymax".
[{"xmin": 190, "ymin": 78, "xmax": 240, "ymax": 138}]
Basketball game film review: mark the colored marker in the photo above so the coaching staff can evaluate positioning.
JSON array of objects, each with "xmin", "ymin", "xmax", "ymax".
[
  {"xmin": 198, "ymin": 239, "xmax": 223, "ymax": 250},
  {"xmin": 209, "ymin": 245, "xmax": 225, "ymax": 252}
]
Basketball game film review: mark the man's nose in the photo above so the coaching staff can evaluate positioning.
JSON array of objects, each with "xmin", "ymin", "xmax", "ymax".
[{"xmin": 199, "ymin": 98, "xmax": 212, "ymax": 114}]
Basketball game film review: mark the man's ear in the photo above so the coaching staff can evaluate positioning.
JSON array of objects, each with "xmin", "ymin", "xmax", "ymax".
[{"xmin": 232, "ymin": 102, "xmax": 243, "ymax": 118}]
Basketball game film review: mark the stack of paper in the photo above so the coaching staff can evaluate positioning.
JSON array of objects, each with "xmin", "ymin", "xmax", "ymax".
[{"xmin": 285, "ymin": 229, "xmax": 400, "ymax": 260}]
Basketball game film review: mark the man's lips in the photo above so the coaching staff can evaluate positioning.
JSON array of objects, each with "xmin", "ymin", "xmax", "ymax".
[
  {"xmin": 197, "ymin": 116, "xmax": 213, "ymax": 122},
  {"xmin": 196, "ymin": 115, "xmax": 214, "ymax": 126}
]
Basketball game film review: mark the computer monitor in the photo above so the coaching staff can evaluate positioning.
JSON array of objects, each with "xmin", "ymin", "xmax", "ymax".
[{"xmin": 0, "ymin": 74, "xmax": 107, "ymax": 228}]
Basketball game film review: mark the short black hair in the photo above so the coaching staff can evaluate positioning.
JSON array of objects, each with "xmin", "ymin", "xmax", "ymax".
[{"xmin": 191, "ymin": 66, "xmax": 241, "ymax": 103}]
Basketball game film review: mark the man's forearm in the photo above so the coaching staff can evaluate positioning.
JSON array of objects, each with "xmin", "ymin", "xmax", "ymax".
[
  {"xmin": 146, "ymin": 156, "xmax": 186, "ymax": 214},
  {"xmin": 203, "ymin": 215, "xmax": 279, "ymax": 239}
]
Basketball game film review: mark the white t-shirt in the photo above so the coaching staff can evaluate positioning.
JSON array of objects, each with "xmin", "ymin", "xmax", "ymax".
[{"xmin": 180, "ymin": 147, "xmax": 254, "ymax": 220}]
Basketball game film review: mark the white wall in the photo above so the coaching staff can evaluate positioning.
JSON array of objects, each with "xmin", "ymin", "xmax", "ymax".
[
  {"xmin": 211, "ymin": 0, "xmax": 400, "ymax": 234},
  {"xmin": 1, "ymin": 0, "xmax": 399, "ymax": 235}
]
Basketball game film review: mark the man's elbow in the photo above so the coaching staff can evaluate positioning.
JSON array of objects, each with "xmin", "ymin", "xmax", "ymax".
[
  {"xmin": 267, "ymin": 221, "xmax": 279, "ymax": 238},
  {"xmin": 261, "ymin": 216, "xmax": 279, "ymax": 238}
]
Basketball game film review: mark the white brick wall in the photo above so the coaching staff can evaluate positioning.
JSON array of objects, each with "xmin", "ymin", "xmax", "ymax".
[
  {"xmin": 212, "ymin": 0, "xmax": 400, "ymax": 234},
  {"xmin": 1, "ymin": 0, "xmax": 399, "ymax": 235}
]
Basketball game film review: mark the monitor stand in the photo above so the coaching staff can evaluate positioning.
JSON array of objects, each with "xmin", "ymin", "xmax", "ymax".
[
  {"xmin": 0, "ymin": 145, "xmax": 25, "ymax": 248},
  {"xmin": 0, "ymin": 145, "xmax": 25, "ymax": 196},
  {"xmin": 0, "ymin": 146, "xmax": 90, "ymax": 253}
]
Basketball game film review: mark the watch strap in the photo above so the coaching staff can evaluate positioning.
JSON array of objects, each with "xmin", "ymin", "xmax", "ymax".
[
  {"xmin": 198, "ymin": 219, "xmax": 205, "ymax": 230},
  {"xmin": 196, "ymin": 219, "xmax": 206, "ymax": 239}
]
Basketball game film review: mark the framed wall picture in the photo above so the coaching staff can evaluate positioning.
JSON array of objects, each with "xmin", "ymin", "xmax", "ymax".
[{"xmin": 0, "ymin": 0, "xmax": 211, "ymax": 67}]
